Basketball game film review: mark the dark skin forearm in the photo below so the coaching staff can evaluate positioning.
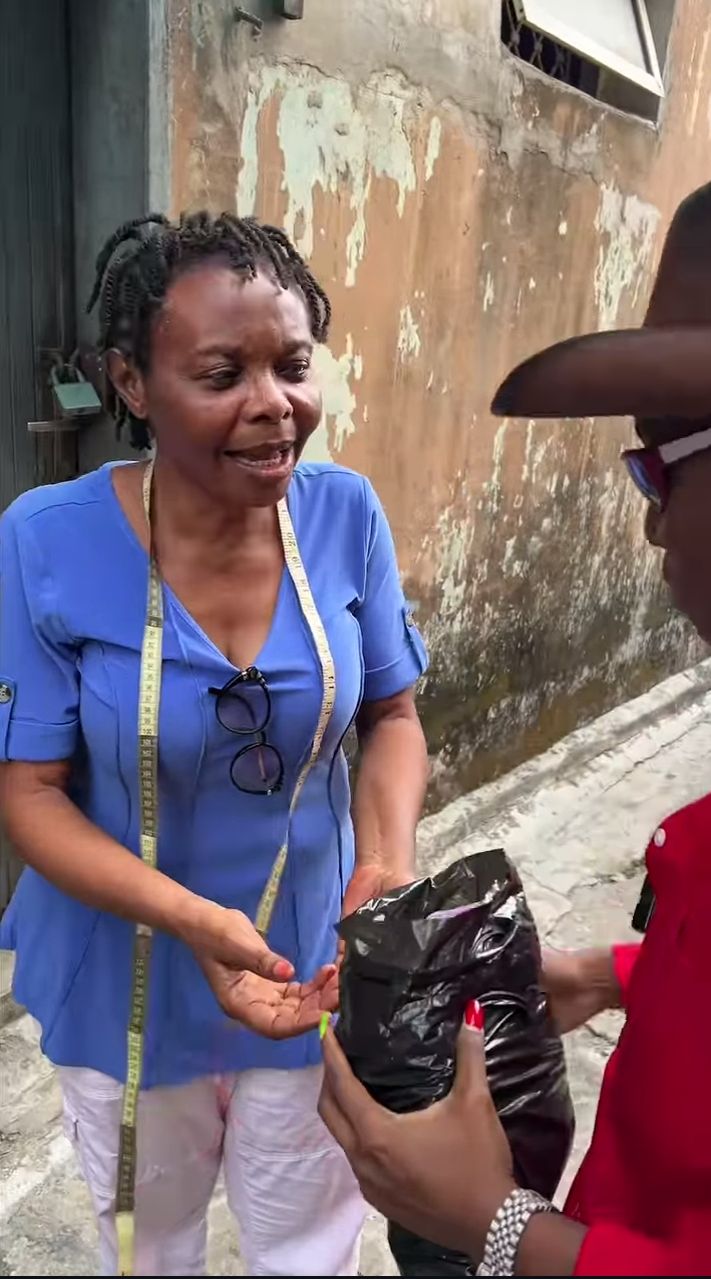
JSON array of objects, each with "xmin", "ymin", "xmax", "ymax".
[
  {"xmin": 543, "ymin": 946, "xmax": 623, "ymax": 1034},
  {"xmin": 0, "ymin": 761, "xmax": 215, "ymax": 943},
  {"xmin": 0, "ymin": 760, "xmax": 291, "ymax": 976},
  {"xmin": 1, "ymin": 761, "xmax": 343, "ymax": 1033},
  {"xmin": 319, "ymin": 1020, "xmax": 590, "ymax": 1277},
  {"xmin": 515, "ymin": 1210, "xmax": 587, "ymax": 1276},
  {"xmin": 353, "ymin": 689, "xmax": 428, "ymax": 881}
]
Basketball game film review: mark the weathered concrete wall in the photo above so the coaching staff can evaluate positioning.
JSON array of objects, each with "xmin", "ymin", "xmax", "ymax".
[
  {"xmin": 165, "ymin": 0, "xmax": 710, "ymax": 807},
  {"xmin": 72, "ymin": 0, "xmax": 172, "ymax": 474}
]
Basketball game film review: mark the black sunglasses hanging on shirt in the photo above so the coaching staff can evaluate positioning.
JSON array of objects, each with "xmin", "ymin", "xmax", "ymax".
[{"xmin": 209, "ymin": 667, "xmax": 285, "ymax": 796}]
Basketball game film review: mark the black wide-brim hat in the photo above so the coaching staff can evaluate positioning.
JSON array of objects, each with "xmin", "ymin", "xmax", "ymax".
[{"xmin": 492, "ymin": 182, "xmax": 711, "ymax": 423}]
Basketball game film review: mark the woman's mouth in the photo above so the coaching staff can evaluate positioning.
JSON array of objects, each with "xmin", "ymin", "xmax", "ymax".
[{"xmin": 222, "ymin": 443, "xmax": 295, "ymax": 478}]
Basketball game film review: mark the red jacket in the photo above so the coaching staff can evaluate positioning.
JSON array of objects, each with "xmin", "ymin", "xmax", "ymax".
[{"xmin": 568, "ymin": 793, "xmax": 711, "ymax": 1275}]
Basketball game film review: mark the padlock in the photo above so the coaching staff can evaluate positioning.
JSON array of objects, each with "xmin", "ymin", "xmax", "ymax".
[
  {"xmin": 274, "ymin": 0, "xmax": 303, "ymax": 17},
  {"xmin": 50, "ymin": 363, "xmax": 102, "ymax": 419}
]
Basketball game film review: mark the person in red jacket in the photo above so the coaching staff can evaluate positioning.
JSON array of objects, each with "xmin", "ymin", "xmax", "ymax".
[{"xmin": 318, "ymin": 180, "xmax": 711, "ymax": 1276}]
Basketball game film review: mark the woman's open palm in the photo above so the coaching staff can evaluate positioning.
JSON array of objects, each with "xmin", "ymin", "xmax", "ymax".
[{"xmin": 199, "ymin": 956, "xmax": 339, "ymax": 1037}]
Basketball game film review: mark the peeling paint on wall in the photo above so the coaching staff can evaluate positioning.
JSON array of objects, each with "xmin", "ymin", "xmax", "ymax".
[
  {"xmin": 425, "ymin": 116, "xmax": 442, "ymax": 181},
  {"xmin": 397, "ymin": 304, "xmax": 422, "ymax": 361},
  {"xmin": 419, "ymin": 492, "xmax": 478, "ymax": 648},
  {"xmin": 594, "ymin": 186, "xmax": 661, "ymax": 329},
  {"xmin": 301, "ymin": 338, "xmax": 362, "ymax": 463},
  {"xmin": 236, "ymin": 65, "xmax": 417, "ymax": 286},
  {"xmin": 688, "ymin": 26, "xmax": 711, "ymax": 138}
]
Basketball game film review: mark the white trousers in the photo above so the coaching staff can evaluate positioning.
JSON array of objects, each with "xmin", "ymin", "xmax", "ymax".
[{"xmin": 58, "ymin": 1064, "xmax": 366, "ymax": 1277}]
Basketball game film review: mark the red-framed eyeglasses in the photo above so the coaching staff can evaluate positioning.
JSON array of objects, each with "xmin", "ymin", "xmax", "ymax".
[{"xmin": 622, "ymin": 425, "xmax": 711, "ymax": 512}]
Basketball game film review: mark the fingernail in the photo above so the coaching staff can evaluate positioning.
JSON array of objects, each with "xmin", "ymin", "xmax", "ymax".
[
  {"xmin": 319, "ymin": 1012, "xmax": 331, "ymax": 1041},
  {"xmin": 464, "ymin": 999, "xmax": 484, "ymax": 1031}
]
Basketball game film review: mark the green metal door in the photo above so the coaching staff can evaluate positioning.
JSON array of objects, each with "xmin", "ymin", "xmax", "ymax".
[{"xmin": 0, "ymin": 0, "xmax": 75, "ymax": 910}]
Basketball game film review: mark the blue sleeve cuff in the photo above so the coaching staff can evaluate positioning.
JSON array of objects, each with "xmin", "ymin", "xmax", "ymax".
[
  {"xmin": 0, "ymin": 688, "xmax": 78, "ymax": 762},
  {"xmin": 362, "ymin": 608, "xmax": 429, "ymax": 702}
]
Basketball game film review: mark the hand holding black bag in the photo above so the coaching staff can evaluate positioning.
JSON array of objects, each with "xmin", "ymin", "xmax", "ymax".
[{"xmin": 336, "ymin": 849, "xmax": 575, "ymax": 1277}]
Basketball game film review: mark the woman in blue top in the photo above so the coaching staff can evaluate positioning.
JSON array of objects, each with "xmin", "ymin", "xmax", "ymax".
[{"xmin": 0, "ymin": 213, "xmax": 429, "ymax": 1277}]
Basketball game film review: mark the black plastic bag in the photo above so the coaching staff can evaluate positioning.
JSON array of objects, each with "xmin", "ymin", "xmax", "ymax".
[{"xmin": 337, "ymin": 849, "xmax": 575, "ymax": 1277}]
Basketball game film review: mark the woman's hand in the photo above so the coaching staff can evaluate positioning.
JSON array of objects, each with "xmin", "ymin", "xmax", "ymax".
[
  {"xmin": 197, "ymin": 954, "xmax": 339, "ymax": 1037},
  {"xmin": 182, "ymin": 900, "xmax": 296, "ymax": 982},
  {"xmin": 342, "ymin": 862, "xmax": 412, "ymax": 919},
  {"xmin": 182, "ymin": 901, "xmax": 339, "ymax": 1036},
  {"xmin": 542, "ymin": 948, "xmax": 622, "ymax": 1035},
  {"xmin": 337, "ymin": 864, "xmax": 413, "ymax": 984},
  {"xmin": 318, "ymin": 1006, "xmax": 515, "ymax": 1261}
]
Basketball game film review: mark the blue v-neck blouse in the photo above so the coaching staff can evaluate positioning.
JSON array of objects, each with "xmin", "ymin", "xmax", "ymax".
[{"xmin": 0, "ymin": 462, "xmax": 428, "ymax": 1086}]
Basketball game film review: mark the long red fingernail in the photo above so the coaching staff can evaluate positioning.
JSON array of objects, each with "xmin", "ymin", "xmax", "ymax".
[{"xmin": 464, "ymin": 999, "xmax": 484, "ymax": 1031}]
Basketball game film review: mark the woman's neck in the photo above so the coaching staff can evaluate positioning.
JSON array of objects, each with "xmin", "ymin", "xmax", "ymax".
[{"xmin": 149, "ymin": 454, "xmax": 277, "ymax": 550}]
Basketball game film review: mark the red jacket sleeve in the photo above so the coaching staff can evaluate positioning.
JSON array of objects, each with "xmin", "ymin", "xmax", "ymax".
[
  {"xmin": 612, "ymin": 943, "xmax": 641, "ymax": 1008},
  {"xmin": 575, "ymin": 1219, "xmax": 709, "ymax": 1276}
]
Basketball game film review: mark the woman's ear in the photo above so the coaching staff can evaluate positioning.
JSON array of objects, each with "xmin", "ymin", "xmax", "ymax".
[{"xmin": 106, "ymin": 349, "xmax": 148, "ymax": 420}]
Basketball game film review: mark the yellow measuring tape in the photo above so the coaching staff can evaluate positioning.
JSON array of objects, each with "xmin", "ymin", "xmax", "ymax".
[{"xmin": 115, "ymin": 460, "xmax": 336, "ymax": 1275}]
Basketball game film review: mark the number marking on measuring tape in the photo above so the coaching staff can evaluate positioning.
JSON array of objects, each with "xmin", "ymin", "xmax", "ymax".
[{"xmin": 116, "ymin": 463, "xmax": 336, "ymax": 1273}]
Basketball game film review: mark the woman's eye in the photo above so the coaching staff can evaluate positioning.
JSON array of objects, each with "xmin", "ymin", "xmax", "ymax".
[
  {"xmin": 205, "ymin": 368, "xmax": 241, "ymax": 389},
  {"xmin": 281, "ymin": 360, "xmax": 311, "ymax": 382}
]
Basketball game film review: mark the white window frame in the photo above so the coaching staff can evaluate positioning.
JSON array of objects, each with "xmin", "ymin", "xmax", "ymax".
[{"xmin": 512, "ymin": 0, "xmax": 665, "ymax": 97}]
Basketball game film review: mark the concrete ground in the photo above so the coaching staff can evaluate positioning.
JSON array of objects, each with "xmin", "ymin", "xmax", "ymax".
[{"xmin": 2, "ymin": 659, "xmax": 711, "ymax": 1276}]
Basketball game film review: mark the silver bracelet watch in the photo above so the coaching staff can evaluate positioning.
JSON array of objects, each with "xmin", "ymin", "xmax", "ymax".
[{"xmin": 476, "ymin": 1187, "xmax": 556, "ymax": 1276}]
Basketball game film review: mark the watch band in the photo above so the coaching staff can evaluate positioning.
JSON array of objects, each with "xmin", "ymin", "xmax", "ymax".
[{"xmin": 476, "ymin": 1187, "xmax": 555, "ymax": 1276}]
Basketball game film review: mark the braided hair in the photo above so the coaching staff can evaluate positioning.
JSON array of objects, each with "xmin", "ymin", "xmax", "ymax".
[{"xmin": 87, "ymin": 211, "xmax": 332, "ymax": 450}]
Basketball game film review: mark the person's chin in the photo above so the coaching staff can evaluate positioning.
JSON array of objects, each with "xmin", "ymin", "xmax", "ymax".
[
  {"xmin": 689, "ymin": 614, "xmax": 711, "ymax": 646},
  {"xmin": 672, "ymin": 591, "xmax": 711, "ymax": 645}
]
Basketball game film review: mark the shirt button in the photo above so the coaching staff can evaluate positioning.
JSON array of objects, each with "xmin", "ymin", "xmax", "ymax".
[
  {"xmin": 653, "ymin": 827, "xmax": 666, "ymax": 847},
  {"xmin": 0, "ymin": 683, "xmax": 12, "ymax": 704}
]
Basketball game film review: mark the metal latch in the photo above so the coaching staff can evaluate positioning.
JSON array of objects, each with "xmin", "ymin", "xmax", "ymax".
[
  {"xmin": 274, "ymin": 0, "xmax": 304, "ymax": 16},
  {"xmin": 234, "ymin": 5, "xmax": 263, "ymax": 31}
]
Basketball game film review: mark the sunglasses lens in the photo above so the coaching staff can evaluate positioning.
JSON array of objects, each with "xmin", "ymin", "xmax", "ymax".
[
  {"xmin": 626, "ymin": 455, "xmax": 662, "ymax": 507},
  {"xmin": 217, "ymin": 681, "xmax": 269, "ymax": 734},
  {"xmin": 231, "ymin": 743, "xmax": 283, "ymax": 794}
]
